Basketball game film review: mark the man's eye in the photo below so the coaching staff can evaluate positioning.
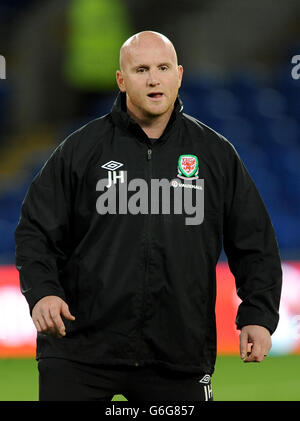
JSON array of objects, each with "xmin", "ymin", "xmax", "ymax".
[
  {"xmin": 160, "ymin": 66, "xmax": 168, "ymax": 71},
  {"xmin": 137, "ymin": 68, "xmax": 146, "ymax": 73}
]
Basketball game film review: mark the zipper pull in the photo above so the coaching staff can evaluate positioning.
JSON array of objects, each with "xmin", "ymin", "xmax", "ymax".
[{"xmin": 147, "ymin": 148, "xmax": 152, "ymax": 161}]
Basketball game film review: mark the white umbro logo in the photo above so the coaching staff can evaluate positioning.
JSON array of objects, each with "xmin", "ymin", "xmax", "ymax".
[
  {"xmin": 101, "ymin": 161, "xmax": 125, "ymax": 188},
  {"xmin": 198, "ymin": 374, "xmax": 211, "ymax": 384},
  {"xmin": 101, "ymin": 161, "xmax": 123, "ymax": 171}
]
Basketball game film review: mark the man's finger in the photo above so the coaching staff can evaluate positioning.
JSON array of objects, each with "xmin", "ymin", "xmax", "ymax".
[
  {"xmin": 39, "ymin": 306, "xmax": 62, "ymax": 337},
  {"xmin": 34, "ymin": 318, "xmax": 42, "ymax": 333},
  {"xmin": 36, "ymin": 313, "xmax": 47, "ymax": 332},
  {"xmin": 61, "ymin": 302, "xmax": 76, "ymax": 321},
  {"xmin": 41, "ymin": 308, "xmax": 56, "ymax": 332},
  {"xmin": 244, "ymin": 342, "xmax": 263, "ymax": 362},
  {"xmin": 49, "ymin": 307, "xmax": 66, "ymax": 337},
  {"xmin": 239, "ymin": 330, "xmax": 248, "ymax": 360},
  {"xmin": 35, "ymin": 314, "xmax": 53, "ymax": 336}
]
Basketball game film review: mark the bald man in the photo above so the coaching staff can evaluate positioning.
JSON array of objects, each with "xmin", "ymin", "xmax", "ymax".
[
  {"xmin": 15, "ymin": 31, "xmax": 282, "ymax": 402},
  {"xmin": 116, "ymin": 31, "xmax": 183, "ymax": 139}
]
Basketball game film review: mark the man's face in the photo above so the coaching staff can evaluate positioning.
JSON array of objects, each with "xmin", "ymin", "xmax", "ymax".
[{"xmin": 116, "ymin": 36, "xmax": 183, "ymax": 120}]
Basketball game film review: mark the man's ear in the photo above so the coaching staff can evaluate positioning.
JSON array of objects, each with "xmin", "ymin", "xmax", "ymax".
[
  {"xmin": 178, "ymin": 65, "xmax": 183, "ymax": 88},
  {"xmin": 116, "ymin": 70, "xmax": 126, "ymax": 92}
]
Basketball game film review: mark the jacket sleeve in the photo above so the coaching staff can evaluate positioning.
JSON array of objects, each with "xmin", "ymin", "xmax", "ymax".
[
  {"xmin": 222, "ymin": 141, "xmax": 282, "ymax": 335},
  {"xmin": 14, "ymin": 141, "xmax": 74, "ymax": 314}
]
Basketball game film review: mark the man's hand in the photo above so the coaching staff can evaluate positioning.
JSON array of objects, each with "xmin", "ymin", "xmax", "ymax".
[
  {"xmin": 239, "ymin": 325, "xmax": 271, "ymax": 363},
  {"xmin": 32, "ymin": 296, "xmax": 75, "ymax": 338}
]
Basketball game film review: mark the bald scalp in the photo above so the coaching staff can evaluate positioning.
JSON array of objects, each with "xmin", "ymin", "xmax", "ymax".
[{"xmin": 119, "ymin": 31, "xmax": 178, "ymax": 72}]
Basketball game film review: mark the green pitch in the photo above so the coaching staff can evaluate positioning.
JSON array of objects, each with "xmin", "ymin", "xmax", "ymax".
[{"xmin": 0, "ymin": 355, "xmax": 299, "ymax": 401}]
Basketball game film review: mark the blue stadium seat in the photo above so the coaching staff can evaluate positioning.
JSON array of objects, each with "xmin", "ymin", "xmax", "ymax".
[
  {"xmin": 271, "ymin": 209, "xmax": 300, "ymax": 250},
  {"xmin": 255, "ymin": 88, "xmax": 288, "ymax": 119},
  {"xmin": 204, "ymin": 88, "xmax": 240, "ymax": 119},
  {"xmin": 0, "ymin": 219, "xmax": 16, "ymax": 254},
  {"xmin": 217, "ymin": 117, "xmax": 255, "ymax": 147},
  {"xmin": 0, "ymin": 192, "xmax": 23, "ymax": 224},
  {"xmin": 264, "ymin": 116, "xmax": 300, "ymax": 147},
  {"xmin": 229, "ymin": 71, "xmax": 267, "ymax": 96},
  {"xmin": 182, "ymin": 73, "xmax": 224, "ymax": 97}
]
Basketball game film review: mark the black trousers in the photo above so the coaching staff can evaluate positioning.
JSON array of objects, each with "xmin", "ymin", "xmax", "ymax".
[{"xmin": 38, "ymin": 358, "xmax": 214, "ymax": 401}]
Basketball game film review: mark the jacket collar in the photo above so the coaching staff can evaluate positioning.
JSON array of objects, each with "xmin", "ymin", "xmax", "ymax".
[{"xmin": 110, "ymin": 91, "xmax": 183, "ymax": 142}]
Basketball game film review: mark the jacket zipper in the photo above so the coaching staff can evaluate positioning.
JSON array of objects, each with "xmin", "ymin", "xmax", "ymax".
[{"xmin": 136, "ymin": 145, "xmax": 152, "ymax": 366}]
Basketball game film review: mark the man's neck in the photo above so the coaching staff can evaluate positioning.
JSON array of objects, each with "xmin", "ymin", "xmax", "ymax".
[{"xmin": 126, "ymin": 103, "xmax": 174, "ymax": 139}]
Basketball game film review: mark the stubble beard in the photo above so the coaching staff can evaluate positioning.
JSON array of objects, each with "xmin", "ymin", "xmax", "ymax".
[{"xmin": 126, "ymin": 92, "xmax": 176, "ymax": 126}]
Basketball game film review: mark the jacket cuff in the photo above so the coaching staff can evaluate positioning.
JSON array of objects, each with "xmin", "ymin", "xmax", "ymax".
[
  {"xmin": 236, "ymin": 312, "xmax": 279, "ymax": 335},
  {"xmin": 22, "ymin": 283, "xmax": 66, "ymax": 315}
]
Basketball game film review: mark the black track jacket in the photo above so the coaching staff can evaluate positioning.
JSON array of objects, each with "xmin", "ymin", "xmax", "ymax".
[{"xmin": 15, "ymin": 92, "xmax": 282, "ymax": 375}]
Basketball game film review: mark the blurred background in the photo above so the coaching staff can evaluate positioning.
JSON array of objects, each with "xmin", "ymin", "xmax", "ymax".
[{"xmin": 0, "ymin": 0, "xmax": 300, "ymax": 401}]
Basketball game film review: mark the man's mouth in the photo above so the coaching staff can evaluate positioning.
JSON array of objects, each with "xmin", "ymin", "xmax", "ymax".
[{"xmin": 147, "ymin": 92, "xmax": 164, "ymax": 99}]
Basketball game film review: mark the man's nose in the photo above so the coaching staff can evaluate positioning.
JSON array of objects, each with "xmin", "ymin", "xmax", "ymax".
[{"xmin": 147, "ymin": 72, "xmax": 160, "ymax": 87}]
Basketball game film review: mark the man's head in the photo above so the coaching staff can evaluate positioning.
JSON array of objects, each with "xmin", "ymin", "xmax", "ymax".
[{"xmin": 116, "ymin": 31, "xmax": 183, "ymax": 121}]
